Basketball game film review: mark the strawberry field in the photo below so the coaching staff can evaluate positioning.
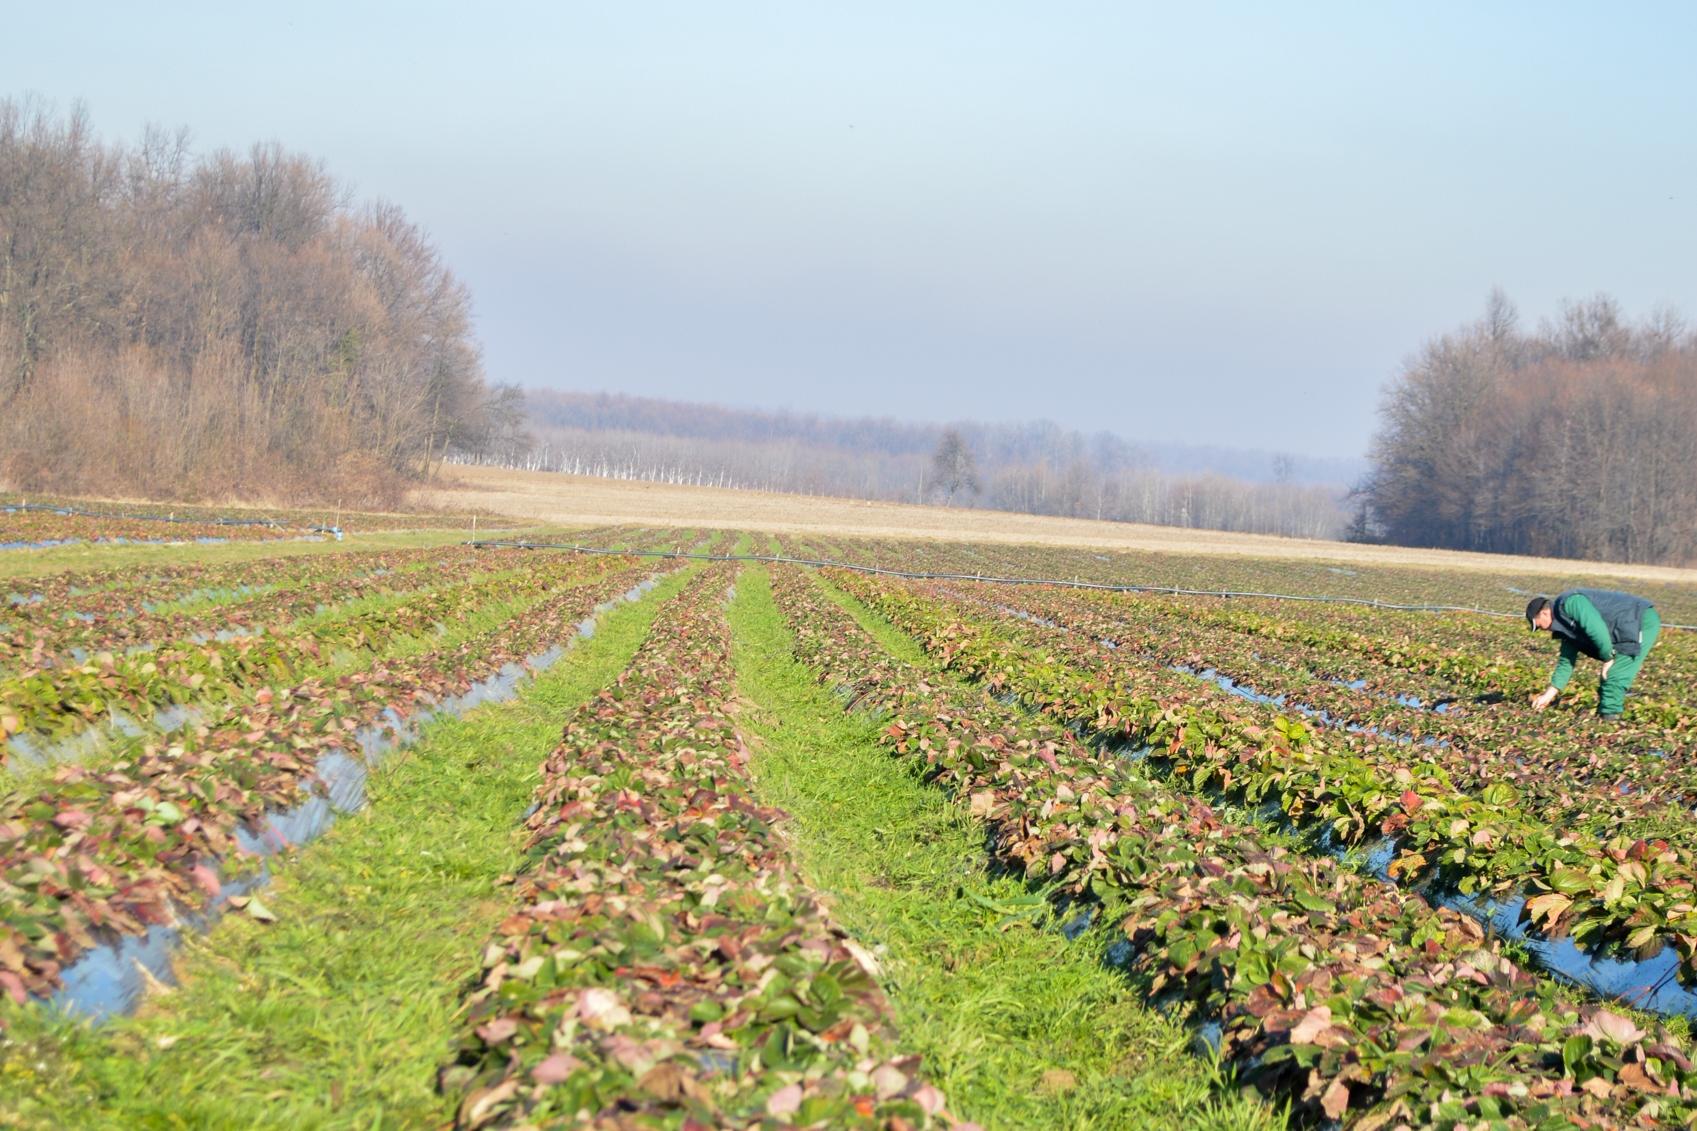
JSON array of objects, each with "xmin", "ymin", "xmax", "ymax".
[{"xmin": 2, "ymin": 512, "xmax": 1696, "ymax": 1129}]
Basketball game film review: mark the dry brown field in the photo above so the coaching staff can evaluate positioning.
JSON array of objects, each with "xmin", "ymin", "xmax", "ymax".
[{"xmin": 416, "ymin": 465, "xmax": 1697, "ymax": 585}]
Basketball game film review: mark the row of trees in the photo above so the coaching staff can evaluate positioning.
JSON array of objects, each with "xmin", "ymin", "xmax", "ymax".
[
  {"xmin": 464, "ymin": 392, "xmax": 1351, "ymax": 539},
  {"xmin": 1359, "ymin": 291, "xmax": 1697, "ymax": 564},
  {"xmin": 0, "ymin": 98, "xmax": 518, "ymax": 504}
]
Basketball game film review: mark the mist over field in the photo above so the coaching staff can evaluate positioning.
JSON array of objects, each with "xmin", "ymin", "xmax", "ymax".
[{"xmin": 464, "ymin": 389, "xmax": 1362, "ymax": 540}]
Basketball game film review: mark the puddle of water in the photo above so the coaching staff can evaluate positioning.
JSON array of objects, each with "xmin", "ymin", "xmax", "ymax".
[
  {"xmin": 186, "ymin": 626, "xmax": 263, "ymax": 646},
  {"xmin": 1434, "ymin": 888, "xmax": 1697, "ymax": 1017},
  {"xmin": 5, "ymin": 704, "xmax": 204, "ymax": 769},
  {"xmin": 695, "ymin": 1049, "xmax": 740, "ymax": 1076},
  {"xmin": 142, "ymin": 584, "xmax": 272, "ymax": 614},
  {"xmin": 46, "ymin": 866, "xmax": 272, "ymax": 1023},
  {"xmin": 1310, "ymin": 829, "xmax": 1697, "ymax": 1019},
  {"xmin": 999, "ymin": 605, "xmax": 1060, "ymax": 629},
  {"xmin": 49, "ymin": 922, "xmax": 182, "ymax": 1021},
  {"xmin": 152, "ymin": 704, "xmax": 202, "ymax": 733},
  {"xmin": 5, "ymin": 725, "xmax": 119, "ymax": 769},
  {"xmin": 1190, "ymin": 667, "xmax": 1286, "ymax": 707},
  {"xmin": 1061, "ymin": 907, "xmax": 1096, "ymax": 940},
  {"xmin": 0, "ymin": 539, "xmax": 79, "ymax": 551}
]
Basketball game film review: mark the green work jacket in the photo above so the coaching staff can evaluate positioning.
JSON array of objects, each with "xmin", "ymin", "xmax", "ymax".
[{"xmin": 1547, "ymin": 588, "xmax": 1654, "ymax": 689}]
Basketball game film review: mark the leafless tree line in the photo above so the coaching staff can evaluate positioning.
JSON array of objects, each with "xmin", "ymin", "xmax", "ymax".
[
  {"xmin": 1359, "ymin": 290, "xmax": 1697, "ymax": 564},
  {"xmin": 456, "ymin": 393, "xmax": 1350, "ymax": 539},
  {"xmin": 0, "ymin": 97, "xmax": 516, "ymax": 505}
]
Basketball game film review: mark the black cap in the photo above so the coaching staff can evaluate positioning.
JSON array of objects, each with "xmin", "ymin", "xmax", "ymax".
[{"xmin": 1525, "ymin": 596, "xmax": 1550, "ymax": 629}]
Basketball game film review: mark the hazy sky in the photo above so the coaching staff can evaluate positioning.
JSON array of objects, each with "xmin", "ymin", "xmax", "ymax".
[{"xmin": 6, "ymin": 2, "xmax": 1694, "ymax": 458}]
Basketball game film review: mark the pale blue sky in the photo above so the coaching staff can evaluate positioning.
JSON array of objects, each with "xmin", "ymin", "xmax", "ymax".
[{"xmin": 5, "ymin": 2, "xmax": 1694, "ymax": 457}]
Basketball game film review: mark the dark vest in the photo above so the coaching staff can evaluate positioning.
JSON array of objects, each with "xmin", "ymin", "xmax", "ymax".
[{"xmin": 1551, "ymin": 588, "xmax": 1654, "ymax": 659}]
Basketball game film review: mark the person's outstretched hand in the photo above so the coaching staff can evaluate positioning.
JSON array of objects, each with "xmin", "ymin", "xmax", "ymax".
[{"xmin": 1530, "ymin": 687, "xmax": 1558, "ymax": 711}]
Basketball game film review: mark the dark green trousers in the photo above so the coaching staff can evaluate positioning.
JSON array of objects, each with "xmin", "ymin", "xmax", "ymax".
[{"xmin": 1598, "ymin": 606, "xmax": 1660, "ymax": 716}]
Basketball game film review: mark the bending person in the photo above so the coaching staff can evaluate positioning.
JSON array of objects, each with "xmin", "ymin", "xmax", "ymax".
[{"xmin": 1525, "ymin": 589, "xmax": 1660, "ymax": 720}]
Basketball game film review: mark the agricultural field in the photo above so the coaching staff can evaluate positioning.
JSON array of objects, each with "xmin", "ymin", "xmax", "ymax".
[{"xmin": 2, "ymin": 503, "xmax": 1696, "ymax": 1129}]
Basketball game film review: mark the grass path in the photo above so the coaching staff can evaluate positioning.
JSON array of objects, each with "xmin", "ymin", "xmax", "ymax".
[
  {"xmin": 0, "ymin": 565, "xmax": 698, "ymax": 1129},
  {"xmin": 727, "ymin": 565, "xmax": 1284, "ymax": 1131}
]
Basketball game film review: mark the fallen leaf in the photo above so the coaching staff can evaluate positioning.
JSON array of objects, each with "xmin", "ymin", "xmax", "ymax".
[
  {"xmin": 577, "ymin": 987, "xmax": 631, "ymax": 1030},
  {"xmin": 476, "ymin": 1017, "xmax": 519, "ymax": 1044},
  {"xmin": 1585, "ymin": 1010, "xmax": 1646, "ymax": 1046},
  {"xmin": 1524, "ymin": 892, "xmax": 1572, "ymax": 930},
  {"xmin": 531, "ymin": 1052, "xmax": 581, "ymax": 1085},
  {"xmin": 872, "ymin": 1064, "xmax": 908, "ymax": 1100},
  {"xmin": 765, "ymin": 1083, "xmax": 803, "ymax": 1117},
  {"xmin": 1289, "ymin": 1005, "xmax": 1334, "ymax": 1045},
  {"xmin": 1321, "ymin": 1076, "xmax": 1351, "ymax": 1119},
  {"xmin": 1039, "ymin": 1069, "xmax": 1077, "ymax": 1093}
]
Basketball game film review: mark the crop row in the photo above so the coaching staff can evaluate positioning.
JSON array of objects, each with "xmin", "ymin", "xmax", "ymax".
[
  {"xmin": 1138, "ymin": 593, "xmax": 1693, "ymax": 733},
  {"xmin": 0, "ymin": 543, "xmax": 473, "ymax": 635},
  {"xmin": 0, "ymin": 551, "xmax": 658, "ymax": 1013},
  {"xmin": 835, "ymin": 571, "xmax": 1697, "ymax": 993},
  {"xmin": 0, "ymin": 521, "xmax": 643, "ymax": 624},
  {"xmin": 1183, "ymin": 596, "xmax": 1697, "ymax": 709},
  {"xmin": 804, "ymin": 537, "xmax": 1697, "ymax": 628},
  {"xmin": 769, "ymin": 565, "xmax": 1697, "ymax": 1128},
  {"xmin": 440, "ymin": 567, "xmax": 965, "ymax": 1129},
  {"xmin": 774, "ymin": 566, "xmax": 1697, "ymax": 1127},
  {"xmin": 844, "ymin": 536, "xmax": 1697, "ymax": 713},
  {"xmin": 947, "ymin": 583, "xmax": 1697, "ymax": 844},
  {"xmin": 0, "ymin": 553, "xmax": 591, "ymax": 758},
  {"xmin": 0, "ymin": 509, "xmax": 322, "ymax": 548},
  {"xmin": 0, "ymin": 495, "xmax": 479, "ymax": 533},
  {"xmin": 1, "ymin": 546, "xmax": 496, "ymax": 672}
]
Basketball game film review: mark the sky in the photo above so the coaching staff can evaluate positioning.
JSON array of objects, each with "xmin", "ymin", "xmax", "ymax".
[{"xmin": 4, "ymin": 2, "xmax": 1694, "ymax": 459}]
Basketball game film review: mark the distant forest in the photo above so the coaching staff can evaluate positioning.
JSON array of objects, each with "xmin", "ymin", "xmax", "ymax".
[
  {"xmin": 0, "ymin": 98, "xmax": 518, "ymax": 505},
  {"xmin": 465, "ymin": 391, "xmax": 1352, "ymax": 540},
  {"xmin": 1360, "ymin": 291, "xmax": 1697, "ymax": 565}
]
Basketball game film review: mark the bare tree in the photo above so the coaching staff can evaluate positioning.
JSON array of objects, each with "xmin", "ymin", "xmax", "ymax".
[
  {"xmin": 1362, "ymin": 291, "xmax": 1697, "ymax": 564},
  {"xmin": 0, "ymin": 99, "xmax": 503, "ymax": 506},
  {"xmin": 929, "ymin": 429, "xmax": 981, "ymax": 503}
]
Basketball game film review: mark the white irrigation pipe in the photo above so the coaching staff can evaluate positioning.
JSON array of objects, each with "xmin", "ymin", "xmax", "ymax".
[{"xmin": 465, "ymin": 539, "xmax": 1697, "ymax": 632}]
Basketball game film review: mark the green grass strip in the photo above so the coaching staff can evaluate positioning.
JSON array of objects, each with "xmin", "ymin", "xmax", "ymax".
[
  {"xmin": 0, "ymin": 565, "xmax": 700, "ymax": 1130},
  {"xmin": 812, "ymin": 570, "xmax": 936, "ymax": 669},
  {"xmin": 727, "ymin": 566, "xmax": 1285, "ymax": 1131}
]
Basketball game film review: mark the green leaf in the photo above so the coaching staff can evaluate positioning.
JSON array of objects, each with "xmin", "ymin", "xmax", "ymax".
[{"xmin": 1562, "ymin": 1034, "xmax": 1592, "ymax": 1077}]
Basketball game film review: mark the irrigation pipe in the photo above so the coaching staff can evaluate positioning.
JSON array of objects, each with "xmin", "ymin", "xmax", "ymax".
[{"xmin": 465, "ymin": 540, "xmax": 1697, "ymax": 632}]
